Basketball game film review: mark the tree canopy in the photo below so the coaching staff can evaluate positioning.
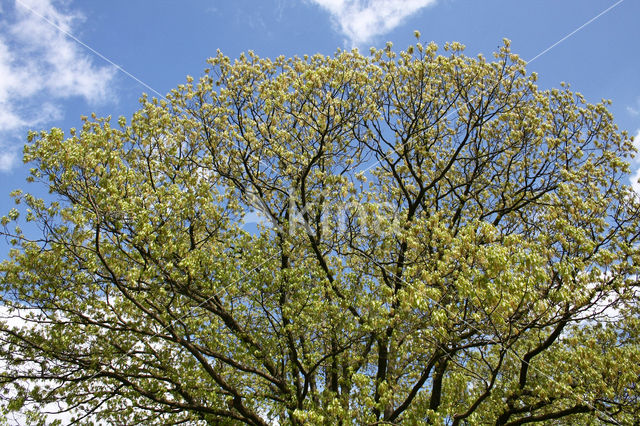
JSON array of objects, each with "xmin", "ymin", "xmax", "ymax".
[{"xmin": 2, "ymin": 39, "xmax": 640, "ymax": 425}]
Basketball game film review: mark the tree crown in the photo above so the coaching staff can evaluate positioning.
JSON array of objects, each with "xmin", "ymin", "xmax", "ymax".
[{"xmin": 1, "ymin": 40, "xmax": 640, "ymax": 425}]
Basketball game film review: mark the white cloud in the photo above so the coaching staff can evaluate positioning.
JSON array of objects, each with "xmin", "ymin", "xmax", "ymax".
[
  {"xmin": 0, "ymin": 0, "xmax": 116, "ymax": 171},
  {"xmin": 628, "ymin": 97, "xmax": 640, "ymax": 116},
  {"xmin": 0, "ymin": 151, "xmax": 18, "ymax": 172},
  {"xmin": 633, "ymin": 129, "xmax": 640, "ymax": 152},
  {"xmin": 307, "ymin": 0, "xmax": 437, "ymax": 46}
]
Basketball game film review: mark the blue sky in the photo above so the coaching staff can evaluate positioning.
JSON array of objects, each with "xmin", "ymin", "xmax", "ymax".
[
  {"xmin": 1, "ymin": 0, "xmax": 640, "ymax": 222},
  {"xmin": 0, "ymin": 2, "xmax": 638, "ymax": 420}
]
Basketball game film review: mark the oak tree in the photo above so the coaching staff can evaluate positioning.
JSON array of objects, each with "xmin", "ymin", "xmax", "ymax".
[{"xmin": 2, "ymin": 39, "xmax": 640, "ymax": 424}]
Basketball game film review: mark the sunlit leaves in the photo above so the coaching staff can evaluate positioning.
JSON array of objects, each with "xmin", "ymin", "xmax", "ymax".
[{"xmin": 1, "ymin": 40, "xmax": 640, "ymax": 425}]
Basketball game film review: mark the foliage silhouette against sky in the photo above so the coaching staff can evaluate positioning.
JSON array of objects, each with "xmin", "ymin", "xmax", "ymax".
[{"xmin": 1, "ymin": 0, "xmax": 640, "ymax": 424}]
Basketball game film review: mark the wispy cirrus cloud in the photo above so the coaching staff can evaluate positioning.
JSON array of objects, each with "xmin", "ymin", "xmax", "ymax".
[
  {"xmin": 307, "ymin": 0, "xmax": 437, "ymax": 46},
  {"xmin": 0, "ymin": 0, "xmax": 116, "ymax": 171}
]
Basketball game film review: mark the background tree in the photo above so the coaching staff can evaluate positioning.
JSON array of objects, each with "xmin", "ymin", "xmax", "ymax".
[{"xmin": 2, "ymin": 39, "xmax": 640, "ymax": 425}]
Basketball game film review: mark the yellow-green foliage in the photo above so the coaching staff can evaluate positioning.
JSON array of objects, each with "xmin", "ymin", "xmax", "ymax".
[{"xmin": 1, "ymin": 40, "xmax": 640, "ymax": 425}]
